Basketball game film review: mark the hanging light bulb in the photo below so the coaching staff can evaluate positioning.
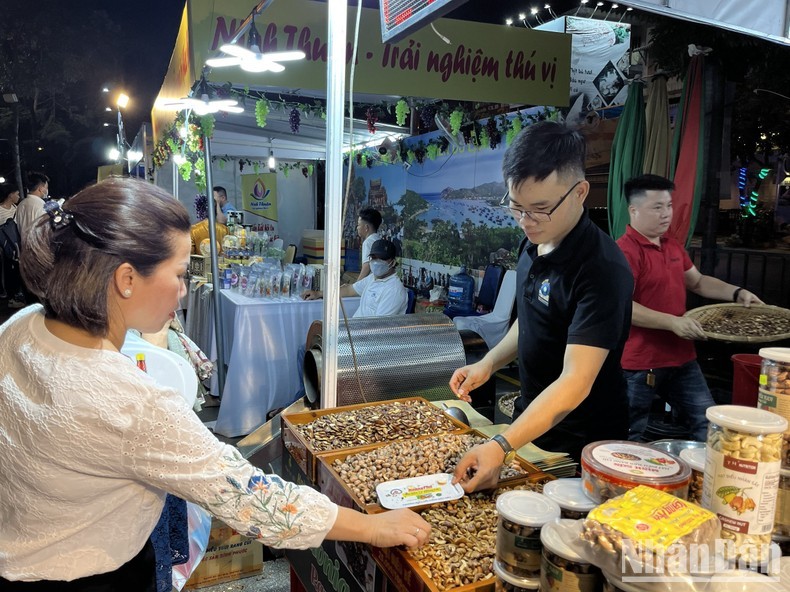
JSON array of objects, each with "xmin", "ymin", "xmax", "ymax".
[
  {"xmin": 268, "ymin": 149, "xmax": 276, "ymax": 171},
  {"xmin": 206, "ymin": 15, "xmax": 305, "ymax": 73},
  {"xmin": 157, "ymin": 76, "xmax": 244, "ymax": 115},
  {"xmin": 505, "ymin": 17, "xmax": 513, "ymax": 25},
  {"xmin": 173, "ymin": 153, "xmax": 186, "ymax": 165}
]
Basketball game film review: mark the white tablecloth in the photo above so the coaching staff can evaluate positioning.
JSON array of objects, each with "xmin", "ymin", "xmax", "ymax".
[{"xmin": 213, "ymin": 291, "xmax": 360, "ymax": 437}]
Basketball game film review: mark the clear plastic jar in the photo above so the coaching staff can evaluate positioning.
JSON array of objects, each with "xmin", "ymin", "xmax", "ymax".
[
  {"xmin": 494, "ymin": 559, "xmax": 540, "ymax": 591},
  {"xmin": 580, "ymin": 440, "xmax": 692, "ymax": 503},
  {"xmin": 679, "ymin": 447, "xmax": 706, "ymax": 505},
  {"xmin": 758, "ymin": 347, "xmax": 790, "ymax": 468},
  {"xmin": 702, "ymin": 405, "xmax": 787, "ymax": 562},
  {"xmin": 776, "ymin": 469, "xmax": 790, "ymax": 538},
  {"xmin": 542, "ymin": 478, "xmax": 597, "ymax": 520},
  {"xmin": 540, "ymin": 518, "xmax": 601, "ymax": 592},
  {"xmin": 496, "ymin": 491, "xmax": 561, "ymax": 578}
]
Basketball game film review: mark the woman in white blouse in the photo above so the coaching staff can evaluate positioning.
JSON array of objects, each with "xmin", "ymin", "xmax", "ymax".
[{"xmin": 0, "ymin": 177, "xmax": 429, "ymax": 590}]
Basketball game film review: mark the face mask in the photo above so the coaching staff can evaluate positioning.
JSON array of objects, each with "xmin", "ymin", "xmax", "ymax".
[{"xmin": 369, "ymin": 259, "xmax": 391, "ymax": 278}]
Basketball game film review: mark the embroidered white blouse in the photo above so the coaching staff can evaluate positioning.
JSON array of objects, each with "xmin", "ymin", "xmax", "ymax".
[{"xmin": 0, "ymin": 306, "xmax": 338, "ymax": 582}]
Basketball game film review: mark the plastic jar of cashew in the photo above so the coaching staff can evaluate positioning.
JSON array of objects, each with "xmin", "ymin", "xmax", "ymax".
[
  {"xmin": 494, "ymin": 559, "xmax": 540, "ymax": 591},
  {"xmin": 679, "ymin": 446, "xmax": 706, "ymax": 505},
  {"xmin": 702, "ymin": 405, "xmax": 787, "ymax": 561},
  {"xmin": 496, "ymin": 491, "xmax": 561, "ymax": 579},
  {"xmin": 540, "ymin": 518, "xmax": 601, "ymax": 592},
  {"xmin": 757, "ymin": 347, "xmax": 790, "ymax": 468},
  {"xmin": 775, "ymin": 469, "xmax": 790, "ymax": 538},
  {"xmin": 542, "ymin": 478, "xmax": 597, "ymax": 520}
]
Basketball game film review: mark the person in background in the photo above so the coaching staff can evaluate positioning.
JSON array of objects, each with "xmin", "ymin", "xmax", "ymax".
[
  {"xmin": 15, "ymin": 172, "xmax": 49, "ymax": 242},
  {"xmin": 0, "ymin": 183, "xmax": 24, "ymax": 308},
  {"xmin": 212, "ymin": 186, "xmax": 234, "ymax": 223},
  {"xmin": 617, "ymin": 174, "xmax": 762, "ymax": 442},
  {"xmin": 448, "ymin": 122, "xmax": 633, "ymax": 492},
  {"xmin": 355, "ymin": 207, "xmax": 382, "ymax": 280},
  {"xmin": 0, "ymin": 178, "xmax": 429, "ymax": 590},
  {"xmin": 303, "ymin": 239, "xmax": 408, "ymax": 317}
]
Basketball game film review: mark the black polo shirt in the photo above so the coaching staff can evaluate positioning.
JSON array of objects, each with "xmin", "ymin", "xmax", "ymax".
[{"xmin": 514, "ymin": 210, "xmax": 633, "ymax": 462}]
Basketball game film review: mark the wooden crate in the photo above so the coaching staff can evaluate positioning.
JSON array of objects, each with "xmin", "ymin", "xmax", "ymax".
[
  {"xmin": 280, "ymin": 397, "xmax": 468, "ymax": 483},
  {"xmin": 370, "ymin": 475, "xmax": 554, "ymax": 592},
  {"xmin": 315, "ymin": 429, "xmax": 553, "ymax": 514}
]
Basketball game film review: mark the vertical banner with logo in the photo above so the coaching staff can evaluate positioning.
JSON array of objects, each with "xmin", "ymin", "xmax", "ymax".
[{"xmin": 241, "ymin": 173, "xmax": 277, "ymax": 221}]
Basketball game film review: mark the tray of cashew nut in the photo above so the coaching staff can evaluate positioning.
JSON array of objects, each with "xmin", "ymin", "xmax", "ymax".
[
  {"xmin": 369, "ymin": 482, "xmax": 552, "ymax": 592},
  {"xmin": 315, "ymin": 430, "xmax": 551, "ymax": 514},
  {"xmin": 281, "ymin": 397, "xmax": 469, "ymax": 482}
]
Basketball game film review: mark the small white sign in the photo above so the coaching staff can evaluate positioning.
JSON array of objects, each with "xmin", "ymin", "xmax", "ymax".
[{"xmin": 376, "ymin": 473, "xmax": 464, "ymax": 509}]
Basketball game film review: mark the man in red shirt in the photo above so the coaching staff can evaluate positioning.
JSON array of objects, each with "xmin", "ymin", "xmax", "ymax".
[{"xmin": 617, "ymin": 174, "xmax": 762, "ymax": 441}]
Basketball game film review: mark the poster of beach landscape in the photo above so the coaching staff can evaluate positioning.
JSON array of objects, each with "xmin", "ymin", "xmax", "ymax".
[{"xmin": 344, "ymin": 143, "xmax": 523, "ymax": 275}]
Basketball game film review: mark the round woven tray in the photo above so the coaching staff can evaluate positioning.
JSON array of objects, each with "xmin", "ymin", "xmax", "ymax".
[{"xmin": 684, "ymin": 303, "xmax": 790, "ymax": 343}]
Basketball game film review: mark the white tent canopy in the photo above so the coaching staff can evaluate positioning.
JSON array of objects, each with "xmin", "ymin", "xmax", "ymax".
[{"xmin": 619, "ymin": 0, "xmax": 790, "ymax": 46}]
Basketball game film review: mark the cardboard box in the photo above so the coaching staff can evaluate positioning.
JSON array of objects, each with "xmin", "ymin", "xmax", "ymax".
[
  {"xmin": 184, "ymin": 518, "xmax": 263, "ymax": 589},
  {"xmin": 301, "ymin": 231, "xmax": 346, "ymax": 267}
]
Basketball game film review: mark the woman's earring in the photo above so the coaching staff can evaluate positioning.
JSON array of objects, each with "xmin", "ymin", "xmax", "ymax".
[{"xmin": 123, "ymin": 289, "xmax": 132, "ymax": 298}]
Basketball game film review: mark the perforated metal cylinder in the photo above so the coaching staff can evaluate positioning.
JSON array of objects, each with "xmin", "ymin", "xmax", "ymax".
[{"xmin": 304, "ymin": 313, "xmax": 467, "ymax": 407}]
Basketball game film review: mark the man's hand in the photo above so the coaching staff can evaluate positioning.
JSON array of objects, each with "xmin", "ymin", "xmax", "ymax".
[
  {"xmin": 302, "ymin": 290, "xmax": 323, "ymax": 300},
  {"xmin": 449, "ymin": 359, "xmax": 493, "ymax": 403},
  {"xmin": 670, "ymin": 316, "xmax": 707, "ymax": 340},
  {"xmin": 736, "ymin": 289, "xmax": 763, "ymax": 307},
  {"xmin": 451, "ymin": 441, "xmax": 504, "ymax": 493}
]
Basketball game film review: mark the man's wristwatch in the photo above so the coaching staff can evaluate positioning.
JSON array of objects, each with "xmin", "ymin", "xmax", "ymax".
[{"xmin": 491, "ymin": 434, "xmax": 516, "ymax": 464}]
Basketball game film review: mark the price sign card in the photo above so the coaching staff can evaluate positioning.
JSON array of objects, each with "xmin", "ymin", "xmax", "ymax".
[{"xmin": 376, "ymin": 473, "xmax": 464, "ymax": 509}]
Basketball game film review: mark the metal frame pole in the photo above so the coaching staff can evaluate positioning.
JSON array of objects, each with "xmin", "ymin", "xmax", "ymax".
[
  {"xmin": 322, "ymin": 0, "xmax": 348, "ymax": 409},
  {"xmin": 203, "ymin": 134, "xmax": 227, "ymax": 396}
]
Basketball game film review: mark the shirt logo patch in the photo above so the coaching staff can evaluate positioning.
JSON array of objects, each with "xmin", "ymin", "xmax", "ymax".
[{"xmin": 538, "ymin": 279, "xmax": 550, "ymax": 307}]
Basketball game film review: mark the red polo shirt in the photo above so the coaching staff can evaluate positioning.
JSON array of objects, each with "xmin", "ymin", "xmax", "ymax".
[{"xmin": 617, "ymin": 225, "xmax": 697, "ymax": 370}]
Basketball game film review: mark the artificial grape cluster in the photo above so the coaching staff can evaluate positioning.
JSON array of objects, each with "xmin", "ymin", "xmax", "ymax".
[
  {"xmin": 449, "ymin": 109, "xmax": 464, "ymax": 137},
  {"xmin": 366, "ymin": 107, "xmax": 378, "ymax": 134},
  {"xmin": 256, "ymin": 100, "xmax": 269, "ymax": 128},
  {"xmin": 486, "ymin": 118, "xmax": 501, "ymax": 149},
  {"xmin": 395, "ymin": 99, "xmax": 410, "ymax": 127},
  {"xmin": 419, "ymin": 105, "xmax": 437, "ymax": 130},
  {"xmin": 289, "ymin": 108, "xmax": 301, "ymax": 133}
]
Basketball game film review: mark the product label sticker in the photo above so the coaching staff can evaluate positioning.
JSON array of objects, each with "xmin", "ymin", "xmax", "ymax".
[
  {"xmin": 591, "ymin": 443, "xmax": 681, "ymax": 477},
  {"xmin": 759, "ymin": 373, "xmax": 768, "ymax": 386},
  {"xmin": 703, "ymin": 448, "xmax": 780, "ymax": 535},
  {"xmin": 376, "ymin": 473, "xmax": 464, "ymax": 509}
]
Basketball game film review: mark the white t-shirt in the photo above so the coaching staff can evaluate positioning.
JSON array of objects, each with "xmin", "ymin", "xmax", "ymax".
[
  {"xmin": 360, "ymin": 232, "xmax": 381, "ymax": 263},
  {"xmin": 352, "ymin": 273, "xmax": 408, "ymax": 318},
  {"xmin": 0, "ymin": 306, "xmax": 337, "ymax": 582},
  {"xmin": 14, "ymin": 194, "xmax": 45, "ymax": 243},
  {"xmin": 0, "ymin": 203, "xmax": 15, "ymax": 225}
]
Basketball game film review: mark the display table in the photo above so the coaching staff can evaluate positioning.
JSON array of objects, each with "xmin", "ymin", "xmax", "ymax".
[{"xmin": 212, "ymin": 291, "xmax": 360, "ymax": 437}]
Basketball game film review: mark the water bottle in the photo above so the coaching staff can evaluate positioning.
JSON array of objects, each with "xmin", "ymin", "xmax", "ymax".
[{"xmin": 445, "ymin": 266, "xmax": 475, "ymax": 317}]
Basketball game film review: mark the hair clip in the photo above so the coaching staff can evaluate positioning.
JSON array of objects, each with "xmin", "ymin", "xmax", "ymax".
[{"xmin": 44, "ymin": 199, "xmax": 73, "ymax": 230}]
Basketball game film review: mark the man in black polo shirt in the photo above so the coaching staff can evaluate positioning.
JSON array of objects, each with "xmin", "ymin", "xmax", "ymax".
[{"xmin": 450, "ymin": 121, "xmax": 633, "ymax": 491}]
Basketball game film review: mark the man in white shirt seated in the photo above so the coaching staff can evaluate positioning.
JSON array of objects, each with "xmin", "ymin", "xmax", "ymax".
[{"xmin": 302, "ymin": 239, "xmax": 408, "ymax": 316}]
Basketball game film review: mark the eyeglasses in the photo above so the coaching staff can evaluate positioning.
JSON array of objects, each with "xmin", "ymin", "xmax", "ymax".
[{"xmin": 500, "ymin": 180, "xmax": 582, "ymax": 223}]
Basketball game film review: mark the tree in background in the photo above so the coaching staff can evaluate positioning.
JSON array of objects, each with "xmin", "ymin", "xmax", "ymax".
[{"xmin": 0, "ymin": 1, "xmax": 124, "ymax": 195}]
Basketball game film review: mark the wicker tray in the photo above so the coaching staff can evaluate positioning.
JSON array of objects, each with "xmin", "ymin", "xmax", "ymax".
[{"xmin": 684, "ymin": 303, "xmax": 790, "ymax": 343}]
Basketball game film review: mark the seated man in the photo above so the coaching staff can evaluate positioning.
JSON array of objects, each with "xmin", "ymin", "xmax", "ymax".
[
  {"xmin": 302, "ymin": 239, "xmax": 408, "ymax": 317},
  {"xmin": 294, "ymin": 239, "xmax": 407, "ymax": 402}
]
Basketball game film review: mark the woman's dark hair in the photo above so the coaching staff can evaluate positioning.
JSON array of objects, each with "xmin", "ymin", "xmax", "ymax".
[
  {"xmin": 21, "ymin": 177, "xmax": 191, "ymax": 336},
  {"xmin": 502, "ymin": 121, "xmax": 586, "ymax": 189},
  {"xmin": 0, "ymin": 183, "xmax": 18, "ymax": 202},
  {"xmin": 358, "ymin": 207, "xmax": 382, "ymax": 231}
]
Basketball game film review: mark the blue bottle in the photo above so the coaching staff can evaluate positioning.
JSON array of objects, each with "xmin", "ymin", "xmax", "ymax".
[{"xmin": 445, "ymin": 266, "xmax": 475, "ymax": 318}]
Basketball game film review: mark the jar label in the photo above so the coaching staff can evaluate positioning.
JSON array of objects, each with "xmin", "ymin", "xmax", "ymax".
[
  {"xmin": 497, "ymin": 527, "xmax": 541, "ymax": 575},
  {"xmin": 540, "ymin": 555, "xmax": 600, "ymax": 592},
  {"xmin": 703, "ymin": 448, "xmax": 780, "ymax": 535},
  {"xmin": 776, "ymin": 481, "xmax": 790, "ymax": 533},
  {"xmin": 591, "ymin": 443, "xmax": 681, "ymax": 477},
  {"xmin": 757, "ymin": 388, "xmax": 790, "ymax": 422}
]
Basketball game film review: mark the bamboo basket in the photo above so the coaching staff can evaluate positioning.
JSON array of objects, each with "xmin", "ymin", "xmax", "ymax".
[{"xmin": 684, "ymin": 303, "xmax": 790, "ymax": 343}]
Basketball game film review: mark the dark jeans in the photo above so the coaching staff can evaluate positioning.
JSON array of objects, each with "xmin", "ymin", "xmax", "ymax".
[
  {"xmin": 0, "ymin": 539, "xmax": 156, "ymax": 592},
  {"xmin": 1, "ymin": 254, "xmax": 21, "ymax": 298},
  {"xmin": 624, "ymin": 360, "xmax": 715, "ymax": 442}
]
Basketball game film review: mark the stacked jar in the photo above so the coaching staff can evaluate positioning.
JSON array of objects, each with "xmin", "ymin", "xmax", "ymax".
[
  {"xmin": 542, "ymin": 478, "xmax": 598, "ymax": 520},
  {"xmin": 757, "ymin": 347, "xmax": 790, "ymax": 548},
  {"xmin": 679, "ymin": 447, "xmax": 706, "ymax": 505},
  {"xmin": 540, "ymin": 518, "xmax": 602, "ymax": 592},
  {"xmin": 702, "ymin": 405, "xmax": 787, "ymax": 563},
  {"xmin": 496, "ymin": 491, "xmax": 561, "ymax": 580}
]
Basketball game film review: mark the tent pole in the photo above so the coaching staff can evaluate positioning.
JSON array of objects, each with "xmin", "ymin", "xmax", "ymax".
[
  {"xmin": 203, "ymin": 134, "xmax": 227, "ymax": 397},
  {"xmin": 322, "ymin": 0, "xmax": 347, "ymax": 410}
]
